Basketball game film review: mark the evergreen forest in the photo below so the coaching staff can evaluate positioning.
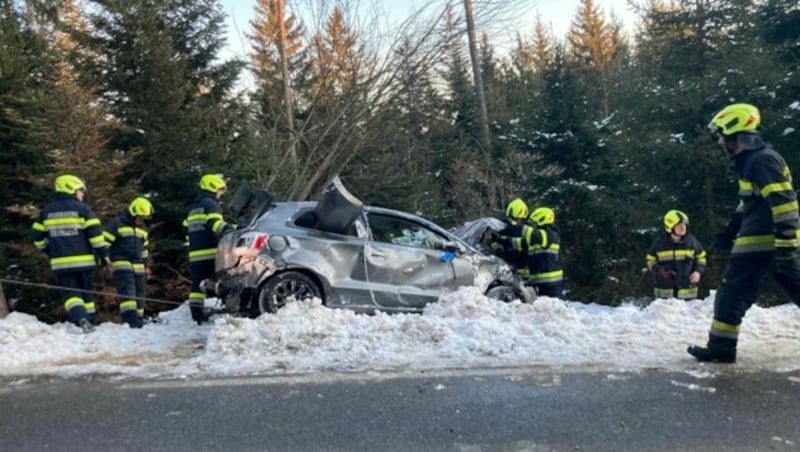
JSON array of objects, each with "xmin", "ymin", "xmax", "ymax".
[{"xmin": 2, "ymin": 0, "xmax": 799, "ymax": 322}]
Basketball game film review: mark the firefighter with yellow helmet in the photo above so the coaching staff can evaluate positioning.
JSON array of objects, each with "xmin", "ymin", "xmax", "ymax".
[
  {"xmin": 31, "ymin": 174, "xmax": 109, "ymax": 333},
  {"xmin": 488, "ymin": 198, "xmax": 531, "ymax": 273},
  {"xmin": 689, "ymin": 103, "xmax": 800, "ymax": 363},
  {"xmin": 522, "ymin": 206, "xmax": 564, "ymax": 297},
  {"xmin": 104, "ymin": 197, "xmax": 154, "ymax": 328},
  {"xmin": 646, "ymin": 209, "xmax": 706, "ymax": 300},
  {"xmin": 183, "ymin": 174, "xmax": 233, "ymax": 324}
]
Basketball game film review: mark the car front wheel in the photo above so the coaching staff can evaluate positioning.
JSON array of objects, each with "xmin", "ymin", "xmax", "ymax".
[
  {"xmin": 485, "ymin": 284, "xmax": 518, "ymax": 303},
  {"xmin": 258, "ymin": 271, "xmax": 322, "ymax": 314}
]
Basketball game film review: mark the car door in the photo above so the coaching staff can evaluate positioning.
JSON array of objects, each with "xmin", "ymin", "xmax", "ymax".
[
  {"xmin": 287, "ymin": 207, "xmax": 375, "ymax": 308},
  {"xmin": 314, "ymin": 217, "xmax": 376, "ymax": 308},
  {"xmin": 364, "ymin": 213, "xmax": 458, "ymax": 310}
]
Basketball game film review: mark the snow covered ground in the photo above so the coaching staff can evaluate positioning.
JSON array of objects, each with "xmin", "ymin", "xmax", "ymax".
[{"xmin": 2, "ymin": 287, "xmax": 800, "ymax": 382}]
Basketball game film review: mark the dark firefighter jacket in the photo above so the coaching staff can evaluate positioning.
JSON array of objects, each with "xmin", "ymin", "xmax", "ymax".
[
  {"xmin": 727, "ymin": 144, "xmax": 800, "ymax": 256},
  {"xmin": 31, "ymin": 193, "xmax": 109, "ymax": 273},
  {"xmin": 103, "ymin": 209, "xmax": 150, "ymax": 275},
  {"xmin": 524, "ymin": 224, "xmax": 564, "ymax": 286},
  {"xmin": 646, "ymin": 233, "xmax": 707, "ymax": 299},
  {"xmin": 488, "ymin": 219, "xmax": 528, "ymax": 271},
  {"xmin": 183, "ymin": 191, "xmax": 231, "ymax": 264}
]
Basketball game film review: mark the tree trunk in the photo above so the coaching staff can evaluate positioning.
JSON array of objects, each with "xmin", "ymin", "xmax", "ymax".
[
  {"xmin": 277, "ymin": 0, "xmax": 296, "ymax": 162},
  {"xmin": 0, "ymin": 282, "xmax": 9, "ymax": 319},
  {"xmin": 462, "ymin": 0, "xmax": 490, "ymax": 150}
]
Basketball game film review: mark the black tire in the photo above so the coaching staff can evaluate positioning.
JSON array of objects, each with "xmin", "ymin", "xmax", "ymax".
[
  {"xmin": 485, "ymin": 284, "xmax": 517, "ymax": 303},
  {"xmin": 258, "ymin": 271, "xmax": 322, "ymax": 314}
]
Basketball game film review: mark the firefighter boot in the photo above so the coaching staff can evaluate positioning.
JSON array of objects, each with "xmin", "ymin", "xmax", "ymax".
[
  {"xmin": 121, "ymin": 310, "xmax": 144, "ymax": 329},
  {"xmin": 190, "ymin": 306, "xmax": 209, "ymax": 325},
  {"xmin": 67, "ymin": 305, "xmax": 90, "ymax": 328},
  {"xmin": 687, "ymin": 335, "xmax": 737, "ymax": 363},
  {"xmin": 78, "ymin": 318, "xmax": 95, "ymax": 334}
]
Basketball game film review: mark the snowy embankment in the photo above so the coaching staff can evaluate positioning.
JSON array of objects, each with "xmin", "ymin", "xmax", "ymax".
[{"xmin": 1, "ymin": 287, "xmax": 799, "ymax": 381}]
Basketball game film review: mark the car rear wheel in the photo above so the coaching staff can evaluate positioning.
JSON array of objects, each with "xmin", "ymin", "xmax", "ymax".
[
  {"xmin": 485, "ymin": 284, "xmax": 517, "ymax": 303},
  {"xmin": 258, "ymin": 271, "xmax": 322, "ymax": 314}
]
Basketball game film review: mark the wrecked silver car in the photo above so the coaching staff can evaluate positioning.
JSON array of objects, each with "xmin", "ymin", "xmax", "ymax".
[{"xmin": 202, "ymin": 177, "xmax": 534, "ymax": 316}]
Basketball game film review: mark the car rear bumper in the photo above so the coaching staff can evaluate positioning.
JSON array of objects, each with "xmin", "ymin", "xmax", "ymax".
[{"xmin": 204, "ymin": 253, "xmax": 279, "ymax": 313}]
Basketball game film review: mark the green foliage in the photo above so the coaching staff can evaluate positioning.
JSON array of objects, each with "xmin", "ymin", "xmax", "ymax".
[
  {"xmin": 72, "ymin": 0, "xmax": 246, "ymax": 303},
  {"xmin": 0, "ymin": 1, "xmax": 57, "ymax": 316}
]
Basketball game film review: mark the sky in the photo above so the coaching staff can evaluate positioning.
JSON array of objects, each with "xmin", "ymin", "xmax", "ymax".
[
  {"xmin": 219, "ymin": 0, "xmax": 642, "ymax": 62},
  {"xmin": 2, "ymin": 288, "xmax": 800, "ymax": 384}
]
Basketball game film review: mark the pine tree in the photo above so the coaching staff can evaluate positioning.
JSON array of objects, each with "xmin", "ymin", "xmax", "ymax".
[
  {"xmin": 248, "ymin": 0, "xmax": 305, "ymax": 141},
  {"xmin": 240, "ymin": 0, "xmax": 306, "ymax": 195},
  {"xmin": 566, "ymin": 0, "xmax": 624, "ymax": 116},
  {"xmin": 0, "ymin": 0, "xmax": 51, "ymax": 310},
  {"xmin": 81, "ymin": 0, "xmax": 244, "ymax": 197},
  {"xmin": 26, "ymin": 0, "xmax": 138, "ymax": 218},
  {"xmin": 78, "ymin": 0, "xmax": 245, "ymax": 306},
  {"xmin": 308, "ymin": 7, "xmax": 362, "ymax": 108}
]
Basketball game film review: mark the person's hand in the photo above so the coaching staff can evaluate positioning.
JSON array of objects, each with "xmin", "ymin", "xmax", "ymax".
[
  {"xmin": 657, "ymin": 266, "xmax": 675, "ymax": 280},
  {"xmin": 689, "ymin": 271, "xmax": 701, "ymax": 284},
  {"xmin": 145, "ymin": 265, "xmax": 153, "ymax": 280}
]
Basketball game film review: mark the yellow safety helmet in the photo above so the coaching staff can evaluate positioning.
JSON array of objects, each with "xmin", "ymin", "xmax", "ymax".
[
  {"xmin": 709, "ymin": 103, "xmax": 760, "ymax": 136},
  {"xmin": 54, "ymin": 174, "xmax": 87, "ymax": 195},
  {"xmin": 128, "ymin": 197, "xmax": 154, "ymax": 218},
  {"xmin": 199, "ymin": 174, "xmax": 227, "ymax": 193},
  {"xmin": 663, "ymin": 209, "xmax": 689, "ymax": 233},
  {"xmin": 506, "ymin": 198, "xmax": 529, "ymax": 220},
  {"xmin": 530, "ymin": 207, "xmax": 555, "ymax": 226}
]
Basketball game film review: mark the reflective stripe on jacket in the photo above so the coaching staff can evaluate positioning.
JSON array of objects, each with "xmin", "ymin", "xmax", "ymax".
[
  {"xmin": 730, "ymin": 145, "xmax": 799, "ymax": 255},
  {"xmin": 183, "ymin": 191, "xmax": 228, "ymax": 264},
  {"xmin": 104, "ymin": 209, "xmax": 149, "ymax": 275},
  {"xmin": 31, "ymin": 193, "xmax": 108, "ymax": 273},
  {"xmin": 488, "ymin": 219, "xmax": 528, "ymax": 271},
  {"xmin": 646, "ymin": 233, "xmax": 706, "ymax": 299},
  {"xmin": 525, "ymin": 224, "xmax": 564, "ymax": 285}
]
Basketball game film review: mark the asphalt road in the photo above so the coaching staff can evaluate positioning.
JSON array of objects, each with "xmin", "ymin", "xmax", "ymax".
[{"xmin": 1, "ymin": 367, "xmax": 799, "ymax": 451}]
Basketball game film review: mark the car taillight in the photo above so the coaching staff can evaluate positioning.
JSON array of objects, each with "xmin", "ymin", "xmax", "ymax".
[{"xmin": 253, "ymin": 233, "xmax": 269, "ymax": 250}]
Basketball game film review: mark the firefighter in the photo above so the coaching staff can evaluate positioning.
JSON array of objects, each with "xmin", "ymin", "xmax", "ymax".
[
  {"xmin": 688, "ymin": 103, "xmax": 800, "ymax": 363},
  {"xmin": 646, "ymin": 210, "xmax": 706, "ymax": 300},
  {"xmin": 488, "ymin": 198, "xmax": 530, "ymax": 274},
  {"xmin": 31, "ymin": 174, "xmax": 110, "ymax": 332},
  {"xmin": 104, "ymin": 197, "xmax": 154, "ymax": 328},
  {"xmin": 524, "ymin": 207, "xmax": 564, "ymax": 297},
  {"xmin": 183, "ymin": 174, "xmax": 233, "ymax": 324}
]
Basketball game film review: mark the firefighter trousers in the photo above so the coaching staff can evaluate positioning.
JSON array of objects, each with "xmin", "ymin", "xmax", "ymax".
[
  {"xmin": 189, "ymin": 260, "xmax": 215, "ymax": 322},
  {"xmin": 714, "ymin": 254, "xmax": 800, "ymax": 329},
  {"xmin": 113, "ymin": 269, "xmax": 146, "ymax": 325},
  {"xmin": 55, "ymin": 270, "xmax": 94, "ymax": 325}
]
